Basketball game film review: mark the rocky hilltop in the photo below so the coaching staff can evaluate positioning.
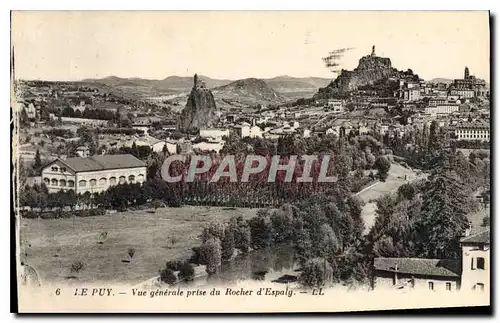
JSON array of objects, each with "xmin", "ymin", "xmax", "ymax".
[
  {"xmin": 315, "ymin": 46, "xmax": 417, "ymax": 98},
  {"xmin": 212, "ymin": 78, "xmax": 287, "ymax": 108},
  {"xmin": 177, "ymin": 74, "xmax": 219, "ymax": 131}
]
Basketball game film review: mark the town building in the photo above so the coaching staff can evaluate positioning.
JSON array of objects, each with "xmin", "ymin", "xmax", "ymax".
[
  {"xmin": 373, "ymin": 258, "xmax": 461, "ymax": 291},
  {"xmin": 200, "ymin": 128, "xmax": 230, "ymax": 141},
  {"xmin": 192, "ymin": 140, "xmax": 225, "ymax": 153},
  {"xmin": 454, "ymin": 121, "xmax": 490, "ymax": 142},
  {"xmin": 327, "ymin": 99, "xmax": 345, "ymax": 113},
  {"xmin": 165, "ymin": 139, "xmax": 178, "ymax": 155},
  {"xmin": 233, "ymin": 121, "xmax": 263, "ymax": 139},
  {"xmin": 76, "ymin": 146, "xmax": 90, "ymax": 158},
  {"xmin": 372, "ymin": 227, "xmax": 490, "ymax": 293},
  {"xmin": 25, "ymin": 102, "xmax": 37, "ymax": 119},
  {"xmin": 449, "ymin": 88, "xmax": 475, "ymax": 99},
  {"xmin": 123, "ymin": 135, "xmax": 166, "ymax": 152},
  {"xmin": 460, "ymin": 227, "xmax": 490, "ymax": 292},
  {"xmin": 41, "ymin": 154, "xmax": 147, "ymax": 194},
  {"xmin": 403, "ymin": 88, "xmax": 421, "ymax": 101}
]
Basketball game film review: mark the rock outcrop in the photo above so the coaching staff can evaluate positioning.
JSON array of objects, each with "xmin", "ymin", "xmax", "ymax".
[
  {"xmin": 177, "ymin": 74, "xmax": 219, "ymax": 132},
  {"xmin": 315, "ymin": 46, "xmax": 416, "ymax": 99}
]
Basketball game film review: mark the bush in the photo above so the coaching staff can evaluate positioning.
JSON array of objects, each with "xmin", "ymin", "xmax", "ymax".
[
  {"xmin": 70, "ymin": 261, "xmax": 84, "ymax": 273},
  {"xmin": 190, "ymin": 247, "xmax": 203, "ymax": 265},
  {"xmin": 159, "ymin": 268, "xmax": 177, "ymax": 285},
  {"xmin": 178, "ymin": 262, "xmax": 195, "ymax": 281},
  {"xmin": 299, "ymin": 257, "xmax": 333, "ymax": 288},
  {"xmin": 165, "ymin": 260, "xmax": 184, "ymax": 272},
  {"xmin": 374, "ymin": 156, "xmax": 391, "ymax": 182}
]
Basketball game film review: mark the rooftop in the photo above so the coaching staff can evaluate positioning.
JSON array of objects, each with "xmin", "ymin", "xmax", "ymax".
[
  {"xmin": 55, "ymin": 154, "xmax": 146, "ymax": 172},
  {"xmin": 374, "ymin": 257, "xmax": 460, "ymax": 278},
  {"xmin": 461, "ymin": 227, "xmax": 490, "ymax": 244}
]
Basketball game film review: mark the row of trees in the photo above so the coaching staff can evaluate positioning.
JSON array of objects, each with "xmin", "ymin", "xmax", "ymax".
[{"xmin": 61, "ymin": 106, "xmax": 117, "ymax": 120}]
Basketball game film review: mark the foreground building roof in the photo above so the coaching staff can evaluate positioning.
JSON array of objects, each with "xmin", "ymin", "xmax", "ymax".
[
  {"xmin": 460, "ymin": 227, "xmax": 490, "ymax": 244},
  {"xmin": 50, "ymin": 154, "xmax": 146, "ymax": 172},
  {"xmin": 374, "ymin": 257, "xmax": 461, "ymax": 278}
]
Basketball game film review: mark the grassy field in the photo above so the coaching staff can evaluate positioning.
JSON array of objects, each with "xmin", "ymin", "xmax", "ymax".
[
  {"xmin": 356, "ymin": 162, "xmax": 426, "ymax": 234},
  {"xmin": 20, "ymin": 206, "xmax": 259, "ymax": 285}
]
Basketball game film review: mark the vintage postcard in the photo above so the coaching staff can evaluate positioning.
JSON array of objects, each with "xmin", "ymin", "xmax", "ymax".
[{"xmin": 11, "ymin": 11, "xmax": 491, "ymax": 313}]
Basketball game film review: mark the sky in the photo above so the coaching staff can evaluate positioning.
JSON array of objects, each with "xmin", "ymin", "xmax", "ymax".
[{"xmin": 11, "ymin": 11, "xmax": 490, "ymax": 82}]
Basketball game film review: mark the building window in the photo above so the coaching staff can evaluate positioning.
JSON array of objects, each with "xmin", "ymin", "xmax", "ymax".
[
  {"xmin": 477, "ymin": 257, "xmax": 485, "ymax": 270},
  {"xmin": 128, "ymin": 175, "xmax": 135, "ymax": 183},
  {"xmin": 119, "ymin": 176, "xmax": 126, "ymax": 184},
  {"xmin": 109, "ymin": 177, "xmax": 117, "ymax": 186},
  {"xmin": 475, "ymin": 283, "xmax": 485, "ymax": 291},
  {"xmin": 79, "ymin": 180, "xmax": 87, "ymax": 187},
  {"xmin": 428, "ymin": 282, "xmax": 434, "ymax": 291},
  {"xmin": 43, "ymin": 178, "xmax": 50, "ymax": 185},
  {"xmin": 446, "ymin": 282, "xmax": 452, "ymax": 291},
  {"xmin": 68, "ymin": 180, "xmax": 75, "ymax": 187},
  {"xmin": 89, "ymin": 179, "xmax": 97, "ymax": 187},
  {"xmin": 137, "ymin": 174, "xmax": 145, "ymax": 183},
  {"xmin": 51, "ymin": 179, "xmax": 58, "ymax": 186},
  {"xmin": 51, "ymin": 166, "xmax": 59, "ymax": 172},
  {"xmin": 59, "ymin": 179, "xmax": 66, "ymax": 187},
  {"xmin": 61, "ymin": 167, "xmax": 67, "ymax": 172},
  {"xmin": 99, "ymin": 177, "xmax": 107, "ymax": 185}
]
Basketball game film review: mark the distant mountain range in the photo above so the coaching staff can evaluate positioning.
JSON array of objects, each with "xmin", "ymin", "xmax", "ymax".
[{"xmin": 83, "ymin": 75, "xmax": 331, "ymax": 96}]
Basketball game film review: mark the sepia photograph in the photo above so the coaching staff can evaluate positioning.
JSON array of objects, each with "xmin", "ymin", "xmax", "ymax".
[{"xmin": 11, "ymin": 10, "xmax": 491, "ymax": 313}]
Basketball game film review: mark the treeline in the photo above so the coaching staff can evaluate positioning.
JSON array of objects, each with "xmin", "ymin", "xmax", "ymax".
[{"xmin": 61, "ymin": 106, "xmax": 117, "ymax": 120}]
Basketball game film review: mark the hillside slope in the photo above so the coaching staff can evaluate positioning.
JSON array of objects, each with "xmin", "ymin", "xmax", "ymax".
[{"xmin": 212, "ymin": 78, "xmax": 287, "ymax": 108}]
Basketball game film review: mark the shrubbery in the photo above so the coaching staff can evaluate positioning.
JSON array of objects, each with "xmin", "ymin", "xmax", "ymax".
[{"xmin": 159, "ymin": 268, "xmax": 177, "ymax": 285}]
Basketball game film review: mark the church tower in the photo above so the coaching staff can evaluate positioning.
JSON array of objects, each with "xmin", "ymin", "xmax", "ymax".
[
  {"xmin": 464, "ymin": 66, "xmax": 470, "ymax": 79},
  {"xmin": 371, "ymin": 45, "xmax": 376, "ymax": 57}
]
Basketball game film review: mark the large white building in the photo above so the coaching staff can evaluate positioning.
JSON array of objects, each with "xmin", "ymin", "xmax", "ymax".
[
  {"xmin": 455, "ymin": 121, "xmax": 490, "ymax": 142},
  {"xmin": 449, "ymin": 88, "xmax": 475, "ymax": 98},
  {"xmin": 425, "ymin": 102, "xmax": 460, "ymax": 115},
  {"xmin": 41, "ymin": 154, "xmax": 147, "ymax": 194},
  {"xmin": 199, "ymin": 128, "xmax": 230, "ymax": 141}
]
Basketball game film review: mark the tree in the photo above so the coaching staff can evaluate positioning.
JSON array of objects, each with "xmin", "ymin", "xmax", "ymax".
[
  {"xmin": 415, "ymin": 152, "xmax": 470, "ymax": 259},
  {"xmin": 33, "ymin": 149, "xmax": 42, "ymax": 172},
  {"xmin": 294, "ymin": 223, "xmax": 313, "ymax": 266},
  {"xmin": 221, "ymin": 225, "xmax": 235, "ymax": 262},
  {"xmin": 299, "ymin": 257, "xmax": 333, "ymax": 288},
  {"xmin": 318, "ymin": 224, "xmax": 340, "ymax": 263},
  {"xmin": 178, "ymin": 262, "xmax": 195, "ymax": 281},
  {"xmin": 199, "ymin": 237, "xmax": 222, "ymax": 275},
  {"xmin": 248, "ymin": 211, "xmax": 275, "ymax": 249},
  {"xmin": 374, "ymin": 156, "xmax": 391, "ymax": 182},
  {"xmin": 481, "ymin": 216, "xmax": 490, "ymax": 227},
  {"xmin": 233, "ymin": 219, "xmax": 251, "ymax": 253},
  {"xmin": 20, "ymin": 108, "xmax": 29, "ymax": 127}
]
